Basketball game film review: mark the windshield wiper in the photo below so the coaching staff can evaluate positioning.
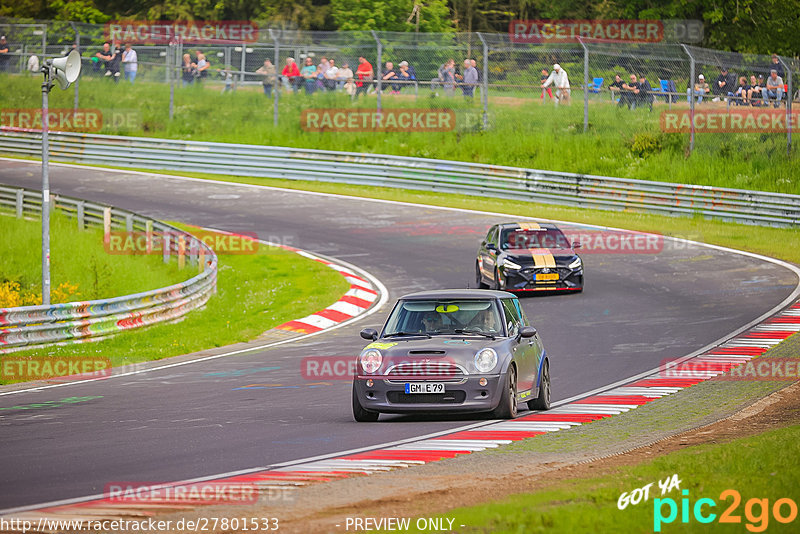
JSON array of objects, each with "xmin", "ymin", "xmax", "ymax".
[
  {"xmin": 455, "ymin": 328, "xmax": 496, "ymax": 340},
  {"xmin": 385, "ymin": 331, "xmax": 432, "ymax": 339}
]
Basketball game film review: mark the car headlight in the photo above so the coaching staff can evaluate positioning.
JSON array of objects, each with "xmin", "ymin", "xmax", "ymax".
[
  {"xmin": 502, "ymin": 258, "xmax": 522, "ymax": 270},
  {"xmin": 568, "ymin": 257, "xmax": 582, "ymax": 269},
  {"xmin": 474, "ymin": 348, "xmax": 498, "ymax": 373},
  {"xmin": 360, "ymin": 349, "xmax": 382, "ymax": 374}
]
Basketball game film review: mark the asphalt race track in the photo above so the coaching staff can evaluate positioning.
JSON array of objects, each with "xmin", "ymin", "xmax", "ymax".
[{"xmin": 0, "ymin": 159, "xmax": 797, "ymax": 510}]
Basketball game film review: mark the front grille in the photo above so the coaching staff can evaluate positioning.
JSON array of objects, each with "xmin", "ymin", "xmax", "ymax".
[
  {"xmin": 386, "ymin": 362, "xmax": 466, "ymax": 382},
  {"xmin": 387, "ymin": 391, "xmax": 466, "ymax": 404}
]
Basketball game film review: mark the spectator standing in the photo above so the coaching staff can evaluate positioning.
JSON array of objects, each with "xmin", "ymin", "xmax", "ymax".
[
  {"xmin": 540, "ymin": 69, "xmax": 554, "ymax": 101},
  {"xmin": 471, "ymin": 59, "xmax": 479, "ymax": 83},
  {"xmin": 728, "ymin": 76, "xmax": 750, "ymax": 105},
  {"xmin": 219, "ymin": 66, "xmax": 234, "ymax": 93},
  {"xmin": 767, "ymin": 54, "xmax": 785, "ymax": 79},
  {"xmin": 687, "ymin": 74, "xmax": 709, "ymax": 103},
  {"xmin": 637, "ymin": 74, "xmax": 654, "ymax": 111},
  {"xmin": 541, "ymin": 64, "xmax": 570, "ymax": 104},
  {"xmin": 339, "ymin": 62, "xmax": 355, "ymax": 95},
  {"xmin": 121, "ymin": 43, "xmax": 138, "ymax": 83},
  {"xmin": 256, "ymin": 59, "xmax": 276, "ymax": 97},
  {"xmin": 763, "ymin": 69, "xmax": 785, "ymax": 108},
  {"xmin": 195, "ymin": 51, "xmax": 210, "ymax": 81},
  {"xmin": 712, "ymin": 67, "xmax": 735, "ymax": 101},
  {"xmin": 0, "ymin": 36, "xmax": 10, "ymax": 72},
  {"xmin": 461, "ymin": 59, "xmax": 478, "ymax": 98},
  {"xmin": 301, "ymin": 57, "xmax": 318, "ymax": 94},
  {"xmin": 282, "ymin": 57, "xmax": 300, "ymax": 93},
  {"xmin": 608, "ymin": 73, "xmax": 624, "ymax": 101},
  {"xmin": 439, "ymin": 59, "xmax": 456, "ymax": 96},
  {"xmin": 324, "ymin": 59, "xmax": 338, "ymax": 91},
  {"xmin": 181, "ymin": 53, "xmax": 196, "ymax": 86},
  {"xmin": 355, "ymin": 56, "xmax": 373, "ymax": 98}
]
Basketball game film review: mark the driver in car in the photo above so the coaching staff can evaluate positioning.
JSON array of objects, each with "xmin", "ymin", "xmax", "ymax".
[
  {"xmin": 468, "ymin": 310, "xmax": 499, "ymax": 332},
  {"xmin": 421, "ymin": 312, "xmax": 443, "ymax": 333}
]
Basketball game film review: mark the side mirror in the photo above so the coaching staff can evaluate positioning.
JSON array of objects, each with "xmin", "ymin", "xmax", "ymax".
[
  {"xmin": 571, "ymin": 241, "xmax": 582, "ymax": 249},
  {"xmin": 360, "ymin": 328, "xmax": 378, "ymax": 341},
  {"xmin": 486, "ymin": 243, "xmax": 498, "ymax": 254},
  {"xmin": 520, "ymin": 326, "xmax": 537, "ymax": 338}
]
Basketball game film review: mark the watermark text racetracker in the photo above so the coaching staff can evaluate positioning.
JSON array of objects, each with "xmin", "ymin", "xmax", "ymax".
[
  {"xmin": 301, "ymin": 109, "xmax": 456, "ymax": 133},
  {"xmin": 1, "ymin": 108, "xmax": 141, "ymax": 133},
  {"xmin": 105, "ymin": 20, "xmax": 259, "ymax": 44},
  {"xmin": 1, "ymin": 357, "xmax": 111, "ymax": 381},
  {"xmin": 105, "ymin": 230, "xmax": 260, "ymax": 255},
  {"xmin": 661, "ymin": 109, "xmax": 800, "ymax": 133}
]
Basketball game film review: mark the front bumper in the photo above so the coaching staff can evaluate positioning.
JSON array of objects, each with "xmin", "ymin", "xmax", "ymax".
[
  {"xmin": 500, "ymin": 267, "xmax": 583, "ymax": 291},
  {"xmin": 353, "ymin": 375, "xmax": 504, "ymax": 414}
]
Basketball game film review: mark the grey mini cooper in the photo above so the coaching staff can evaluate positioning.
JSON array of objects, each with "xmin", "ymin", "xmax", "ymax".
[{"xmin": 352, "ymin": 289, "xmax": 551, "ymax": 422}]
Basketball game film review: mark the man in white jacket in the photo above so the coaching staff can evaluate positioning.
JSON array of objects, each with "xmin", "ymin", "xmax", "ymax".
[{"xmin": 541, "ymin": 63, "xmax": 570, "ymax": 105}]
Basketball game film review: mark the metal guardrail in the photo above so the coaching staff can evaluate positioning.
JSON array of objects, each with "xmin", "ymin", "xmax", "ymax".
[
  {"xmin": 0, "ymin": 184, "xmax": 218, "ymax": 352},
  {"xmin": 1, "ymin": 129, "xmax": 799, "ymax": 227}
]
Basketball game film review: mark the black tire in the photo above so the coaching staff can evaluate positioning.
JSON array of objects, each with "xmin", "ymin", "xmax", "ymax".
[
  {"xmin": 528, "ymin": 359, "xmax": 551, "ymax": 411},
  {"xmin": 476, "ymin": 262, "xmax": 489, "ymax": 289},
  {"xmin": 492, "ymin": 267, "xmax": 501, "ymax": 290},
  {"xmin": 352, "ymin": 383, "xmax": 379, "ymax": 422},
  {"xmin": 492, "ymin": 365, "xmax": 518, "ymax": 419}
]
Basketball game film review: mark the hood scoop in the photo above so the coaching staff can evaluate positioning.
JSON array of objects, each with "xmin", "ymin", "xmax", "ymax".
[{"xmin": 408, "ymin": 350, "xmax": 446, "ymax": 355}]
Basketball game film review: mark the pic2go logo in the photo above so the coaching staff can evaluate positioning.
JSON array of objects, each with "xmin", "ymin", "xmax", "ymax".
[{"xmin": 654, "ymin": 489, "xmax": 798, "ymax": 532}]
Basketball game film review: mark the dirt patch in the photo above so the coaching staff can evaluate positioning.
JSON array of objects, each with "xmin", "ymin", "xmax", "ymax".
[{"xmin": 223, "ymin": 379, "xmax": 800, "ymax": 533}]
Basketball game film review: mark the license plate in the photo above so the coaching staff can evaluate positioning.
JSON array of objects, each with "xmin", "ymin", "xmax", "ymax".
[
  {"xmin": 536, "ymin": 273, "xmax": 559, "ymax": 281},
  {"xmin": 405, "ymin": 382, "xmax": 445, "ymax": 394}
]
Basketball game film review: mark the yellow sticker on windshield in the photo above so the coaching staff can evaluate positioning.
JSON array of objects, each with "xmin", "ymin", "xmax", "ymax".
[
  {"xmin": 365, "ymin": 342, "xmax": 398, "ymax": 349},
  {"xmin": 435, "ymin": 304, "xmax": 460, "ymax": 313}
]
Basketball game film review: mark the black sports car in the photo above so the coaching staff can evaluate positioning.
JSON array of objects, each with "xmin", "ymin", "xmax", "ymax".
[
  {"xmin": 476, "ymin": 222, "xmax": 584, "ymax": 293},
  {"xmin": 352, "ymin": 289, "xmax": 551, "ymax": 422}
]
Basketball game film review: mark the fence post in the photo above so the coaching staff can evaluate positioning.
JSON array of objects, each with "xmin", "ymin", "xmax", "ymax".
[
  {"xmin": 477, "ymin": 32, "xmax": 489, "ymax": 130},
  {"xmin": 780, "ymin": 56, "xmax": 792, "ymax": 157},
  {"xmin": 15, "ymin": 189, "xmax": 24, "ymax": 218},
  {"xmin": 240, "ymin": 41, "xmax": 247, "ymax": 84},
  {"xmin": 178, "ymin": 235, "xmax": 186, "ymax": 269},
  {"xmin": 169, "ymin": 43, "xmax": 175, "ymax": 120},
  {"xmin": 682, "ymin": 44, "xmax": 695, "ymax": 154},
  {"xmin": 270, "ymin": 29, "xmax": 279, "ymax": 127},
  {"xmin": 77, "ymin": 200, "xmax": 85, "ymax": 229},
  {"xmin": 579, "ymin": 37, "xmax": 589, "ymax": 133},
  {"xmin": 145, "ymin": 219, "xmax": 153, "ymax": 254},
  {"xmin": 71, "ymin": 22, "xmax": 79, "ymax": 112},
  {"xmin": 372, "ymin": 30, "xmax": 382, "ymax": 114},
  {"xmin": 103, "ymin": 207, "xmax": 111, "ymax": 246},
  {"xmin": 163, "ymin": 231, "xmax": 171, "ymax": 263}
]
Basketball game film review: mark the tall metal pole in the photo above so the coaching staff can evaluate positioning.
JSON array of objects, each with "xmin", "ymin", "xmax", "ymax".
[
  {"xmin": 682, "ymin": 44, "xmax": 695, "ymax": 154},
  {"xmin": 477, "ymin": 32, "xmax": 489, "ymax": 130},
  {"xmin": 71, "ymin": 23, "xmax": 79, "ymax": 112},
  {"xmin": 41, "ymin": 70, "xmax": 51, "ymax": 305},
  {"xmin": 372, "ymin": 30, "xmax": 382, "ymax": 114},
  {"xmin": 780, "ymin": 55, "xmax": 792, "ymax": 157},
  {"xmin": 271, "ymin": 29, "xmax": 279, "ymax": 127},
  {"xmin": 240, "ymin": 41, "xmax": 246, "ymax": 83},
  {"xmin": 580, "ymin": 38, "xmax": 589, "ymax": 133},
  {"xmin": 169, "ymin": 43, "xmax": 175, "ymax": 120}
]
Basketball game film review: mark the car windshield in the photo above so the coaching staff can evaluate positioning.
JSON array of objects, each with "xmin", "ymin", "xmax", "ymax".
[
  {"xmin": 383, "ymin": 299, "xmax": 504, "ymax": 337},
  {"xmin": 501, "ymin": 228, "xmax": 571, "ymax": 250}
]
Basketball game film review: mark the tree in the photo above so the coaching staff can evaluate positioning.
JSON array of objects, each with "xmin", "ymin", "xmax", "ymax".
[{"xmin": 331, "ymin": 0, "xmax": 452, "ymax": 32}]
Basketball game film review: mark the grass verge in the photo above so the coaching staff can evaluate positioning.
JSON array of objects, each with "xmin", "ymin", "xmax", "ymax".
[
  {"xmin": 0, "ymin": 210, "xmax": 186, "ymax": 304},
  {"xmin": 1, "ymin": 74, "xmax": 798, "ymax": 194},
  {"xmin": 0, "ymin": 222, "xmax": 350, "ymax": 384},
  {"xmin": 405, "ymin": 424, "xmax": 800, "ymax": 533}
]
